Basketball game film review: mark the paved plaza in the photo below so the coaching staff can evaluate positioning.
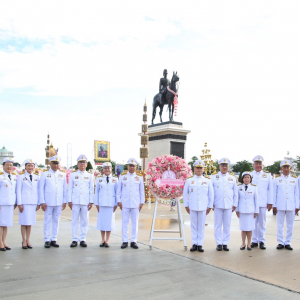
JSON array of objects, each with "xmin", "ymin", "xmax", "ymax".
[{"xmin": 1, "ymin": 203, "xmax": 299, "ymax": 299}]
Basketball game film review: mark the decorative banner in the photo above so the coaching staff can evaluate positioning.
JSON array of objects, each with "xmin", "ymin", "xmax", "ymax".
[
  {"xmin": 94, "ymin": 140, "xmax": 110, "ymax": 163},
  {"xmin": 146, "ymin": 155, "xmax": 192, "ymax": 205},
  {"xmin": 141, "ymin": 135, "xmax": 149, "ymax": 145},
  {"xmin": 142, "ymin": 124, "xmax": 148, "ymax": 133},
  {"xmin": 140, "ymin": 147, "xmax": 149, "ymax": 158}
]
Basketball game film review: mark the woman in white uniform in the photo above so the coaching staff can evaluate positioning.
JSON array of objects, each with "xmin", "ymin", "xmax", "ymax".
[
  {"xmin": 95, "ymin": 162, "xmax": 118, "ymax": 247},
  {"xmin": 0, "ymin": 158, "xmax": 17, "ymax": 251},
  {"xmin": 236, "ymin": 171, "xmax": 259, "ymax": 250},
  {"xmin": 16, "ymin": 159, "xmax": 40, "ymax": 249}
]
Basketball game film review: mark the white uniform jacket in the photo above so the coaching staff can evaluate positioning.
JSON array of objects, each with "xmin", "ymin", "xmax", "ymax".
[
  {"xmin": 39, "ymin": 169, "xmax": 67, "ymax": 206},
  {"xmin": 16, "ymin": 171, "xmax": 39, "ymax": 205},
  {"xmin": 183, "ymin": 175, "xmax": 214, "ymax": 211},
  {"xmin": 116, "ymin": 172, "xmax": 145, "ymax": 208},
  {"xmin": 210, "ymin": 172, "xmax": 238, "ymax": 209},
  {"xmin": 95, "ymin": 174, "xmax": 118, "ymax": 207},
  {"xmin": 250, "ymin": 170, "xmax": 273, "ymax": 207},
  {"xmin": 273, "ymin": 174, "xmax": 299, "ymax": 211},
  {"xmin": 0, "ymin": 171, "xmax": 17, "ymax": 205},
  {"xmin": 236, "ymin": 183, "xmax": 259, "ymax": 214},
  {"xmin": 67, "ymin": 170, "xmax": 94, "ymax": 205}
]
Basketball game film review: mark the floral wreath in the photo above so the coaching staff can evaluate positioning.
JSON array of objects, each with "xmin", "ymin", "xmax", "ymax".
[{"xmin": 146, "ymin": 155, "xmax": 192, "ymax": 205}]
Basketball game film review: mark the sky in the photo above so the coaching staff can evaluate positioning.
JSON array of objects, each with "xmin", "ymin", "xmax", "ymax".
[{"xmin": 0, "ymin": 0, "xmax": 300, "ymax": 168}]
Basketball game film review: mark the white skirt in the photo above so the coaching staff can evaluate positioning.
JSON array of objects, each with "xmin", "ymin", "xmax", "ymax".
[
  {"xmin": 19, "ymin": 204, "xmax": 37, "ymax": 225},
  {"xmin": 96, "ymin": 206, "xmax": 115, "ymax": 231},
  {"xmin": 0, "ymin": 205, "xmax": 14, "ymax": 227},
  {"xmin": 239, "ymin": 213, "xmax": 255, "ymax": 231}
]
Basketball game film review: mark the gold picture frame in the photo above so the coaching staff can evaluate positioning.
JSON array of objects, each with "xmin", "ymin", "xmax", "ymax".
[{"xmin": 94, "ymin": 140, "xmax": 110, "ymax": 162}]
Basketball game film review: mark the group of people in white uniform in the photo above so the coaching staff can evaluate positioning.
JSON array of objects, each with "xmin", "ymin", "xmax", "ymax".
[
  {"xmin": 0, "ymin": 154, "xmax": 299, "ymax": 253},
  {"xmin": 0, "ymin": 155, "xmax": 144, "ymax": 251},
  {"xmin": 184, "ymin": 156, "xmax": 299, "ymax": 252}
]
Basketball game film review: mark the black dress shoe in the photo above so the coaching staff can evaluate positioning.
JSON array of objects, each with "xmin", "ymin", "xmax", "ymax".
[
  {"xmin": 216, "ymin": 244, "xmax": 222, "ymax": 251},
  {"xmin": 44, "ymin": 241, "xmax": 51, "ymax": 248},
  {"xmin": 27, "ymin": 245, "xmax": 33, "ymax": 249},
  {"xmin": 80, "ymin": 241, "xmax": 87, "ymax": 247},
  {"xmin": 70, "ymin": 241, "xmax": 78, "ymax": 248},
  {"xmin": 259, "ymin": 242, "xmax": 266, "ymax": 250},
  {"xmin": 285, "ymin": 245, "xmax": 293, "ymax": 250},
  {"xmin": 99, "ymin": 242, "xmax": 105, "ymax": 247},
  {"xmin": 190, "ymin": 244, "xmax": 198, "ymax": 252},
  {"xmin": 240, "ymin": 246, "xmax": 245, "ymax": 250},
  {"xmin": 50, "ymin": 241, "xmax": 59, "ymax": 248},
  {"xmin": 247, "ymin": 247, "xmax": 252, "ymax": 251},
  {"xmin": 0, "ymin": 247, "xmax": 6, "ymax": 251},
  {"xmin": 22, "ymin": 242, "xmax": 27, "ymax": 249},
  {"xmin": 277, "ymin": 244, "xmax": 284, "ymax": 249},
  {"xmin": 198, "ymin": 246, "xmax": 204, "ymax": 252},
  {"xmin": 121, "ymin": 242, "xmax": 128, "ymax": 249},
  {"xmin": 130, "ymin": 242, "xmax": 139, "ymax": 249},
  {"xmin": 104, "ymin": 242, "xmax": 109, "ymax": 248},
  {"xmin": 251, "ymin": 242, "xmax": 258, "ymax": 248},
  {"xmin": 5, "ymin": 246, "xmax": 11, "ymax": 250},
  {"xmin": 223, "ymin": 245, "xmax": 229, "ymax": 251}
]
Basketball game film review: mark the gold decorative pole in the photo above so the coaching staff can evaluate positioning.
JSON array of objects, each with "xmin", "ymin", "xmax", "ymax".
[
  {"xmin": 200, "ymin": 142, "xmax": 216, "ymax": 175},
  {"xmin": 140, "ymin": 100, "xmax": 149, "ymax": 170}
]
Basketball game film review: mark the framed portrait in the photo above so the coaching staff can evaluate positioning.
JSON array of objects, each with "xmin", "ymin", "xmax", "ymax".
[
  {"xmin": 94, "ymin": 141, "xmax": 110, "ymax": 163},
  {"xmin": 115, "ymin": 164, "xmax": 124, "ymax": 177}
]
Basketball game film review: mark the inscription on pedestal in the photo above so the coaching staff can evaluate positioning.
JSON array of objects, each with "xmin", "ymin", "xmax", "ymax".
[{"xmin": 170, "ymin": 142, "xmax": 184, "ymax": 158}]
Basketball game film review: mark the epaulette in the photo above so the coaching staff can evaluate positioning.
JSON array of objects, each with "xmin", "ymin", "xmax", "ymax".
[
  {"xmin": 113, "ymin": 175, "xmax": 118, "ymax": 178},
  {"xmin": 60, "ymin": 169, "xmax": 66, "ymax": 173},
  {"xmin": 211, "ymin": 172, "xmax": 218, "ymax": 175},
  {"xmin": 205, "ymin": 175, "xmax": 211, "ymax": 179},
  {"xmin": 264, "ymin": 170, "xmax": 270, "ymax": 173},
  {"xmin": 229, "ymin": 173, "xmax": 235, "ymax": 176},
  {"xmin": 291, "ymin": 174, "xmax": 298, "ymax": 178},
  {"xmin": 43, "ymin": 169, "xmax": 49, "ymax": 172},
  {"xmin": 237, "ymin": 183, "xmax": 242, "ymax": 186},
  {"xmin": 97, "ymin": 175, "xmax": 103, "ymax": 178},
  {"xmin": 34, "ymin": 171, "xmax": 40, "ymax": 176},
  {"xmin": 88, "ymin": 170, "xmax": 93, "ymax": 174},
  {"xmin": 19, "ymin": 171, "xmax": 25, "ymax": 175},
  {"xmin": 251, "ymin": 183, "xmax": 256, "ymax": 186},
  {"xmin": 275, "ymin": 174, "xmax": 281, "ymax": 178},
  {"xmin": 12, "ymin": 172, "xmax": 17, "ymax": 175},
  {"xmin": 187, "ymin": 175, "xmax": 194, "ymax": 179},
  {"xmin": 121, "ymin": 171, "xmax": 128, "ymax": 175},
  {"xmin": 136, "ymin": 171, "xmax": 144, "ymax": 176},
  {"xmin": 0, "ymin": 172, "xmax": 3, "ymax": 175}
]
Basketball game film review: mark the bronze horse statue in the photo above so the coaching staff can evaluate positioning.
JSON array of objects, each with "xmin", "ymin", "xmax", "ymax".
[{"xmin": 151, "ymin": 72, "xmax": 179, "ymax": 124}]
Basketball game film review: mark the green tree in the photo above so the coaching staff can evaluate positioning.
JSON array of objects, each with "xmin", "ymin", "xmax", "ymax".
[
  {"xmin": 232, "ymin": 160, "xmax": 253, "ymax": 173},
  {"xmin": 265, "ymin": 161, "xmax": 281, "ymax": 175},
  {"xmin": 238, "ymin": 162, "xmax": 252, "ymax": 183},
  {"xmin": 13, "ymin": 162, "xmax": 20, "ymax": 167},
  {"xmin": 295, "ymin": 156, "xmax": 300, "ymax": 170},
  {"xmin": 38, "ymin": 164, "xmax": 45, "ymax": 168},
  {"xmin": 213, "ymin": 159, "xmax": 220, "ymax": 172},
  {"xmin": 86, "ymin": 161, "xmax": 93, "ymax": 171},
  {"xmin": 188, "ymin": 156, "xmax": 199, "ymax": 172},
  {"xmin": 72, "ymin": 164, "xmax": 78, "ymax": 170}
]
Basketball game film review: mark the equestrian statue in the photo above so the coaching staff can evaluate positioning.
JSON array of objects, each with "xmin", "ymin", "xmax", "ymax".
[{"xmin": 151, "ymin": 69, "xmax": 179, "ymax": 124}]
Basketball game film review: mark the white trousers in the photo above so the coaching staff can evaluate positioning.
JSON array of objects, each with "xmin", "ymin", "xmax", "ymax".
[
  {"xmin": 214, "ymin": 208, "xmax": 232, "ymax": 245},
  {"xmin": 122, "ymin": 208, "xmax": 139, "ymax": 243},
  {"xmin": 72, "ymin": 204, "xmax": 89, "ymax": 242},
  {"xmin": 190, "ymin": 210, "xmax": 206, "ymax": 246},
  {"xmin": 44, "ymin": 205, "xmax": 62, "ymax": 242},
  {"xmin": 277, "ymin": 210, "xmax": 295, "ymax": 245},
  {"xmin": 252, "ymin": 207, "xmax": 267, "ymax": 243}
]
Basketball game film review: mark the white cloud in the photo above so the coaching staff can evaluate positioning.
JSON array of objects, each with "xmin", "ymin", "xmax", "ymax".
[{"xmin": 0, "ymin": 0, "xmax": 300, "ymax": 167}]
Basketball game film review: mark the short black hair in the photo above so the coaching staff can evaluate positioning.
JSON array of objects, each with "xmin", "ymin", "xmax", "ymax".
[{"xmin": 242, "ymin": 174, "xmax": 252, "ymax": 183}]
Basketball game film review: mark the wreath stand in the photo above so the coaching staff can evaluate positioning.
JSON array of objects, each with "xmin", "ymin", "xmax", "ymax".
[{"xmin": 149, "ymin": 198, "xmax": 187, "ymax": 250}]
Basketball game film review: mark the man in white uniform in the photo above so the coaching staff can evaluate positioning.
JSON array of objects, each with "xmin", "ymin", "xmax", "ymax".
[
  {"xmin": 117, "ymin": 158, "xmax": 145, "ymax": 249},
  {"xmin": 183, "ymin": 160, "xmax": 214, "ymax": 252},
  {"xmin": 39, "ymin": 155, "xmax": 67, "ymax": 248},
  {"xmin": 211, "ymin": 158, "xmax": 238, "ymax": 251},
  {"xmin": 273, "ymin": 160, "xmax": 299, "ymax": 250},
  {"xmin": 68, "ymin": 155, "xmax": 94, "ymax": 248},
  {"xmin": 250, "ymin": 155, "xmax": 273, "ymax": 250}
]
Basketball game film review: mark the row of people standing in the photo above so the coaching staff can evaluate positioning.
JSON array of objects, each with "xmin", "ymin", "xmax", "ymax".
[
  {"xmin": 0, "ymin": 155, "xmax": 145, "ymax": 251},
  {"xmin": 183, "ymin": 156, "xmax": 299, "ymax": 252}
]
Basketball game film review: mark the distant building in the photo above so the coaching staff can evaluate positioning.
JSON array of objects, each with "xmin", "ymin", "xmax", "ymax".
[{"xmin": 0, "ymin": 146, "xmax": 14, "ymax": 165}]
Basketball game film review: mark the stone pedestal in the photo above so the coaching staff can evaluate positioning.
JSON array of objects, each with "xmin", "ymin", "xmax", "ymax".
[{"xmin": 139, "ymin": 121, "xmax": 191, "ymax": 168}]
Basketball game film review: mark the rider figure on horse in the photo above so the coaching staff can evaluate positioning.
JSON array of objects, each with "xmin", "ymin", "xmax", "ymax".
[{"xmin": 159, "ymin": 69, "xmax": 170, "ymax": 105}]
